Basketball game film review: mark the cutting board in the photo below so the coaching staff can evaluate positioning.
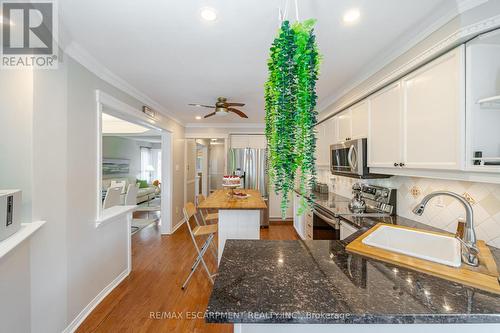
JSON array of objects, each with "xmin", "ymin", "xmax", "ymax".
[{"xmin": 346, "ymin": 223, "xmax": 500, "ymax": 295}]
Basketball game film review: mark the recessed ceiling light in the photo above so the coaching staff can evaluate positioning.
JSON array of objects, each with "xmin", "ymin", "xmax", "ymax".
[
  {"xmin": 200, "ymin": 7, "xmax": 217, "ymax": 21},
  {"xmin": 195, "ymin": 116, "xmax": 202, "ymax": 120},
  {"xmin": 343, "ymin": 8, "xmax": 360, "ymax": 24}
]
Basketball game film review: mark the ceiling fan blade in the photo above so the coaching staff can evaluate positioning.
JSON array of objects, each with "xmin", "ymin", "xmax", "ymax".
[
  {"xmin": 204, "ymin": 112, "xmax": 217, "ymax": 118},
  {"xmin": 227, "ymin": 108, "xmax": 248, "ymax": 118},
  {"xmin": 224, "ymin": 102, "xmax": 245, "ymax": 107},
  {"xmin": 188, "ymin": 104, "xmax": 215, "ymax": 109}
]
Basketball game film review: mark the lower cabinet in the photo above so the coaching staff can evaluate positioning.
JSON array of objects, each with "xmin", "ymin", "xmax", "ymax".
[
  {"xmin": 340, "ymin": 220, "xmax": 358, "ymax": 240},
  {"xmin": 293, "ymin": 192, "xmax": 306, "ymax": 239}
]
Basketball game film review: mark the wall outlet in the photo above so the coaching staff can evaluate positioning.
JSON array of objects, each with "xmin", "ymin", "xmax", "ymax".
[{"xmin": 462, "ymin": 192, "xmax": 476, "ymax": 205}]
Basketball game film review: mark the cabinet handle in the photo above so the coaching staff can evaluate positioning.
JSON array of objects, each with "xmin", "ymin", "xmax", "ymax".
[
  {"xmin": 399, "ymin": 162, "xmax": 405, "ymax": 167},
  {"xmin": 393, "ymin": 162, "xmax": 398, "ymax": 167}
]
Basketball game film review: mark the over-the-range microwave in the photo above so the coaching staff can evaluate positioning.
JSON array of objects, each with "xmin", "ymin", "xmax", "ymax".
[{"xmin": 330, "ymin": 138, "xmax": 391, "ymax": 179}]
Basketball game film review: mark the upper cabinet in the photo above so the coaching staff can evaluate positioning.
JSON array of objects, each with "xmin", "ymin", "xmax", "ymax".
[
  {"xmin": 368, "ymin": 82, "xmax": 403, "ymax": 168},
  {"xmin": 465, "ymin": 30, "xmax": 500, "ymax": 173},
  {"xmin": 350, "ymin": 100, "xmax": 369, "ymax": 140},
  {"xmin": 315, "ymin": 121, "xmax": 329, "ymax": 167},
  {"xmin": 368, "ymin": 46, "xmax": 464, "ymax": 170},
  {"xmin": 403, "ymin": 46, "xmax": 464, "ymax": 170},
  {"xmin": 337, "ymin": 110, "xmax": 352, "ymax": 142},
  {"xmin": 230, "ymin": 135, "xmax": 267, "ymax": 149}
]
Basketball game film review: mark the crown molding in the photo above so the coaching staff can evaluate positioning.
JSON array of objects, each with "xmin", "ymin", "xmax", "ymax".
[
  {"xmin": 319, "ymin": 10, "xmax": 500, "ymax": 122},
  {"xmin": 64, "ymin": 41, "xmax": 184, "ymax": 126},
  {"xmin": 185, "ymin": 122, "xmax": 265, "ymax": 129}
]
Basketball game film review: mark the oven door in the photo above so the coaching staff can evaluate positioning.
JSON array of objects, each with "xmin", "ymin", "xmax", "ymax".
[
  {"xmin": 312, "ymin": 206, "xmax": 340, "ymax": 240},
  {"xmin": 330, "ymin": 139, "xmax": 363, "ymax": 176}
]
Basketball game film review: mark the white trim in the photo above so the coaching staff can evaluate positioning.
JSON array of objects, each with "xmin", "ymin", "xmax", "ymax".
[
  {"xmin": 64, "ymin": 42, "xmax": 183, "ymax": 126},
  {"xmin": 160, "ymin": 131, "xmax": 174, "ymax": 235},
  {"xmin": 96, "ymin": 206, "xmax": 135, "ymax": 228},
  {"xmin": 0, "ymin": 221, "xmax": 45, "ymax": 260},
  {"xmin": 62, "ymin": 269, "xmax": 129, "ymax": 333},
  {"xmin": 371, "ymin": 167, "xmax": 500, "ymax": 184},
  {"xmin": 185, "ymin": 123, "xmax": 265, "ymax": 129},
  {"xmin": 319, "ymin": 12, "xmax": 500, "ymax": 121},
  {"xmin": 168, "ymin": 218, "xmax": 185, "ymax": 235}
]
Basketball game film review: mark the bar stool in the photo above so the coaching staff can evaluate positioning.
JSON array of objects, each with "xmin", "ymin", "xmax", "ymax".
[
  {"xmin": 181, "ymin": 202, "xmax": 218, "ymax": 290},
  {"xmin": 197, "ymin": 194, "xmax": 218, "ymax": 225}
]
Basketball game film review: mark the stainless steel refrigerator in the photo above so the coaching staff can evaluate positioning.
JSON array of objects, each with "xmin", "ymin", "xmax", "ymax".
[{"xmin": 228, "ymin": 148, "xmax": 269, "ymax": 226}]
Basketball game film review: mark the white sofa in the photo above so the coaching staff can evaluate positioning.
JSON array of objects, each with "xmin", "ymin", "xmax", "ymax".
[{"xmin": 102, "ymin": 177, "xmax": 157, "ymax": 204}]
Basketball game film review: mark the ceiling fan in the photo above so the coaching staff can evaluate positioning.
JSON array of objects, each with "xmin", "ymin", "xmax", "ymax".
[{"xmin": 189, "ymin": 97, "xmax": 248, "ymax": 118}]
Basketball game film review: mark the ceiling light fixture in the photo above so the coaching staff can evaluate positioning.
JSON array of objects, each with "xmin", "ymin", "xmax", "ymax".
[
  {"xmin": 200, "ymin": 7, "xmax": 217, "ymax": 21},
  {"xmin": 343, "ymin": 8, "xmax": 360, "ymax": 24},
  {"xmin": 195, "ymin": 116, "xmax": 202, "ymax": 120}
]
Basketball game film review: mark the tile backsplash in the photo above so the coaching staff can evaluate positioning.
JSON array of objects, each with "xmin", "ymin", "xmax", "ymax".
[{"xmin": 317, "ymin": 169, "xmax": 500, "ymax": 248}]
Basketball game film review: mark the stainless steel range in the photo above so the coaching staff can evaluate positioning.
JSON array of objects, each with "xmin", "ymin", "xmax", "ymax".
[{"xmin": 312, "ymin": 184, "xmax": 397, "ymax": 240}]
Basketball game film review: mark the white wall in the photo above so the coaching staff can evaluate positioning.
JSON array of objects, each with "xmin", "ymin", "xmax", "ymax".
[{"xmin": 0, "ymin": 49, "xmax": 186, "ymax": 333}]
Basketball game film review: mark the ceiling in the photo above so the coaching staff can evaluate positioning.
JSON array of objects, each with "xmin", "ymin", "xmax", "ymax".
[{"xmin": 60, "ymin": 0, "xmax": 462, "ymax": 125}]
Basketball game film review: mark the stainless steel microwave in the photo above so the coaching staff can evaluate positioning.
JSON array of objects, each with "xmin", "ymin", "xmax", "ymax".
[{"xmin": 330, "ymin": 138, "xmax": 393, "ymax": 179}]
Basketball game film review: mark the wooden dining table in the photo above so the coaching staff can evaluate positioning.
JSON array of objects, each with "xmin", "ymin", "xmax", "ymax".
[{"xmin": 198, "ymin": 189, "xmax": 267, "ymax": 263}]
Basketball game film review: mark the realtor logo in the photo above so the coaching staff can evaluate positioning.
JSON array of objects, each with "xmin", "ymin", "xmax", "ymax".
[{"xmin": 1, "ymin": 0, "xmax": 58, "ymax": 69}]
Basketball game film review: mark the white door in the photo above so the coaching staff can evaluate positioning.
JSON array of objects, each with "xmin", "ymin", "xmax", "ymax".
[
  {"xmin": 337, "ymin": 110, "xmax": 352, "ymax": 142},
  {"xmin": 368, "ymin": 82, "xmax": 403, "ymax": 168},
  {"xmin": 403, "ymin": 46, "xmax": 464, "ymax": 170},
  {"xmin": 350, "ymin": 100, "xmax": 369, "ymax": 140}
]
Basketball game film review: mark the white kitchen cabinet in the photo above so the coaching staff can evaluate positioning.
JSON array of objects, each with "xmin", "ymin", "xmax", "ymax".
[
  {"xmin": 293, "ymin": 192, "xmax": 306, "ymax": 239},
  {"xmin": 350, "ymin": 100, "xmax": 369, "ymax": 140},
  {"xmin": 368, "ymin": 82, "xmax": 403, "ymax": 168},
  {"xmin": 315, "ymin": 122, "xmax": 329, "ymax": 167},
  {"xmin": 269, "ymin": 185, "xmax": 293, "ymax": 220},
  {"xmin": 230, "ymin": 135, "xmax": 266, "ymax": 149},
  {"xmin": 340, "ymin": 220, "xmax": 358, "ymax": 240},
  {"xmin": 403, "ymin": 46, "xmax": 464, "ymax": 170},
  {"xmin": 325, "ymin": 116, "xmax": 339, "ymax": 146},
  {"xmin": 465, "ymin": 31, "xmax": 500, "ymax": 173},
  {"xmin": 337, "ymin": 110, "xmax": 352, "ymax": 143}
]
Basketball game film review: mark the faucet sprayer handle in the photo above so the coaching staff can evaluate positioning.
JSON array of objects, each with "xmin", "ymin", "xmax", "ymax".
[{"xmin": 455, "ymin": 236, "xmax": 480, "ymax": 256}]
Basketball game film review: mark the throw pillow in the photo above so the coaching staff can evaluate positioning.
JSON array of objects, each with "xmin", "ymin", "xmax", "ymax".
[{"xmin": 137, "ymin": 179, "xmax": 149, "ymax": 188}]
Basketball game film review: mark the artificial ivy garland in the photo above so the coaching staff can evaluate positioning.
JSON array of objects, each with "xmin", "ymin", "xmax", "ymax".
[{"xmin": 265, "ymin": 19, "xmax": 320, "ymax": 217}]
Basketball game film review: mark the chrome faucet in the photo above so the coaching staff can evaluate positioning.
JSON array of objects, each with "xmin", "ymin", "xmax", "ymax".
[{"xmin": 412, "ymin": 191, "xmax": 479, "ymax": 267}]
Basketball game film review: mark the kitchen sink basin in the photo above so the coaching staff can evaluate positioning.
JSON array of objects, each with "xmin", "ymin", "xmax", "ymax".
[{"xmin": 362, "ymin": 225, "xmax": 462, "ymax": 267}]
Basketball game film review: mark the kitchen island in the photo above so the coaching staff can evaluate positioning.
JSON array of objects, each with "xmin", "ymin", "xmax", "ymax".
[
  {"xmin": 198, "ymin": 189, "xmax": 267, "ymax": 263},
  {"xmin": 206, "ymin": 236, "xmax": 500, "ymax": 333}
]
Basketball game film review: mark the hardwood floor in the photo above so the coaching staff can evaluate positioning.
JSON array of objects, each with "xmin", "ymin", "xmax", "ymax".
[{"xmin": 76, "ymin": 219, "xmax": 298, "ymax": 333}]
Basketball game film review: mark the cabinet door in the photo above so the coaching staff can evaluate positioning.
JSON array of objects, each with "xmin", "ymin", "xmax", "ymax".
[
  {"xmin": 368, "ymin": 82, "xmax": 403, "ymax": 167},
  {"xmin": 315, "ymin": 122, "xmax": 329, "ymax": 166},
  {"xmin": 324, "ymin": 116, "xmax": 338, "ymax": 146},
  {"xmin": 340, "ymin": 221, "xmax": 358, "ymax": 240},
  {"xmin": 350, "ymin": 100, "xmax": 369, "ymax": 139},
  {"xmin": 293, "ymin": 193, "xmax": 305, "ymax": 239},
  {"xmin": 403, "ymin": 46, "xmax": 464, "ymax": 170},
  {"xmin": 230, "ymin": 135, "xmax": 249, "ymax": 149},
  {"xmin": 248, "ymin": 135, "xmax": 267, "ymax": 149},
  {"xmin": 337, "ymin": 110, "xmax": 352, "ymax": 142}
]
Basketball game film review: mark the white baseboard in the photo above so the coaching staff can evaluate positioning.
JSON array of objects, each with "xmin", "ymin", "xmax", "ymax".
[
  {"xmin": 62, "ymin": 268, "xmax": 129, "ymax": 333},
  {"xmin": 168, "ymin": 219, "xmax": 185, "ymax": 235}
]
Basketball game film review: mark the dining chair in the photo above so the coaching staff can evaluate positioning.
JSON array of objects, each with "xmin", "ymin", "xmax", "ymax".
[
  {"xmin": 124, "ymin": 183, "xmax": 139, "ymax": 205},
  {"xmin": 181, "ymin": 202, "xmax": 218, "ymax": 290},
  {"xmin": 197, "ymin": 194, "xmax": 218, "ymax": 225},
  {"xmin": 103, "ymin": 186, "xmax": 122, "ymax": 209},
  {"xmin": 110, "ymin": 180, "xmax": 127, "ymax": 194}
]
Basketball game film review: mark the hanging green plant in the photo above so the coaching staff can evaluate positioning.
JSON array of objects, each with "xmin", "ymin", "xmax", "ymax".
[{"xmin": 265, "ymin": 19, "xmax": 320, "ymax": 217}]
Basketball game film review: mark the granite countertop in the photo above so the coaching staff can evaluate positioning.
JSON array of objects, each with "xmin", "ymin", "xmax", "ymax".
[
  {"xmin": 206, "ymin": 192, "xmax": 500, "ymax": 324},
  {"xmin": 207, "ymin": 239, "xmax": 500, "ymax": 324}
]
